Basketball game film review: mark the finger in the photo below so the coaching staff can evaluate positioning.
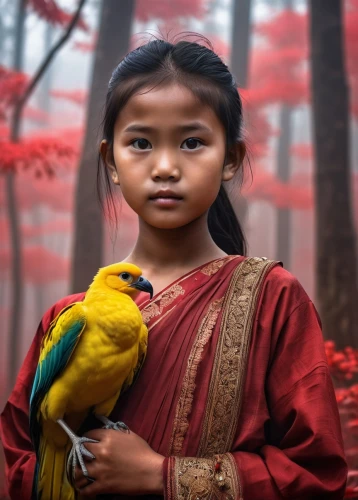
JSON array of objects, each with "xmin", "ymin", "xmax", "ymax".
[
  {"xmin": 76, "ymin": 480, "xmax": 100, "ymax": 498},
  {"xmin": 75, "ymin": 475, "xmax": 93, "ymax": 490},
  {"xmin": 73, "ymin": 464, "xmax": 95, "ymax": 489}
]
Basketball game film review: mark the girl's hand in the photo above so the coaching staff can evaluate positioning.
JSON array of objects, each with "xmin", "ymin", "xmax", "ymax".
[{"xmin": 73, "ymin": 428, "xmax": 165, "ymax": 497}]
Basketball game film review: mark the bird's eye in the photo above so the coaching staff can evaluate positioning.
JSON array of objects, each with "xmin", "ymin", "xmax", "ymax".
[{"xmin": 119, "ymin": 272, "xmax": 133, "ymax": 284}]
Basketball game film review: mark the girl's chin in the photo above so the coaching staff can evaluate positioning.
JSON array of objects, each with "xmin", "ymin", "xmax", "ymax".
[{"xmin": 141, "ymin": 214, "xmax": 206, "ymax": 230}]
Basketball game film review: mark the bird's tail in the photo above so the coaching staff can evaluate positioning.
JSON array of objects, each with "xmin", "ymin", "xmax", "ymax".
[{"xmin": 34, "ymin": 435, "xmax": 75, "ymax": 500}]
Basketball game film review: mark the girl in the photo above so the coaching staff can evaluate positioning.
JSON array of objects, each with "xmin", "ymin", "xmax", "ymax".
[{"xmin": 1, "ymin": 39, "xmax": 347, "ymax": 499}]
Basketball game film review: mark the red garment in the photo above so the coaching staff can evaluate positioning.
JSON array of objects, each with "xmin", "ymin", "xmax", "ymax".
[{"xmin": 0, "ymin": 256, "xmax": 347, "ymax": 499}]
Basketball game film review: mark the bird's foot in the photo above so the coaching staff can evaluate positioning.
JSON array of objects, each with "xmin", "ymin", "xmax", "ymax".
[
  {"xmin": 66, "ymin": 435, "xmax": 98, "ymax": 482},
  {"xmin": 95, "ymin": 414, "xmax": 130, "ymax": 433},
  {"xmin": 56, "ymin": 418, "xmax": 99, "ymax": 483}
]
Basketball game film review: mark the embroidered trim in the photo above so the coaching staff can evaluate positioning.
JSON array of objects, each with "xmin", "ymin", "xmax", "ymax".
[
  {"xmin": 198, "ymin": 257, "xmax": 277, "ymax": 458},
  {"xmin": 141, "ymin": 256, "xmax": 237, "ymax": 324},
  {"xmin": 141, "ymin": 284, "xmax": 185, "ymax": 324},
  {"xmin": 148, "ymin": 305, "xmax": 177, "ymax": 332},
  {"xmin": 170, "ymin": 454, "xmax": 240, "ymax": 499},
  {"xmin": 200, "ymin": 256, "xmax": 237, "ymax": 276},
  {"xmin": 169, "ymin": 298, "xmax": 224, "ymax": 455},
  {"xmin": 141, "ymin": 302, "xmax": 161, "ymax": 324}
]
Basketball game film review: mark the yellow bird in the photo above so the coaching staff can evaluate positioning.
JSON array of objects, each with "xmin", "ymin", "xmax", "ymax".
[{"xmin": 29, "ymin": 262, "xmax": 153, "ymax": 500}]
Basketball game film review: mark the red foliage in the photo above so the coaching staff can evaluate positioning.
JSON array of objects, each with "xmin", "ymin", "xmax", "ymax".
[
  {"xmin": 250, "ymin": 6, "xmax": 358, "ymax": 118},
  {"xmin": 345, "ymin": 6, "xmax": 358, "ymax": 119},
  {"xmin": 243, "ymin": 167, "xmax": 313, "ymax": 209},
  {"xmin": 0, "ymin": 65, "xmax": 82, "ymax": 177},
  {"xmin": 325, "ymin": 341, "xmax": 358, "ymax": 381},
  {"xmin": 244, "ymin": 78, "xmax": 309, "ymax": 107},
  {"xmin": 239, "ymin": 93, "xmax": 275, "ymax": 159},
  {"xmin": 0, "ymin": 246, "xmax": 69, "ymax": 283},
  {"xmin": 0, "ymin": 124, "xmax": 9, "ymax": 138},
  {"xmin": 51, "ymin": 89, "xmax": 88, "ymax": 106},
  {"xmin": 135, "ymin": 0, "xmax": 206, "ymax": 23},
  {"xmin": 28, "ymin": 0, "xmax": 88, "ymax": 30},
  {"xmin": 326, "ymin": 341, "xmax": 358, "ymax": 498},
  {"xmin": 23, "ymin": 106, "xmax": 50, "ymax": 124},
  {"xmin": 0, "ymin": 217, "xmax": 72, "ymax": 242},
  {"xmin": 0, "ymin": 173, "xmax": 74, "ymax": 212},
  {"xmin": 25, "ymin": 219, "xmax": 72, "ymax": 238},
  {"xmin": 0, "ymin": 136, "xmax": 79, "ymax": 176},
  {"xmin": 206, "ymin": 35, "xmax": 229, "ymax": 61},
  {"xmin": 251, "ymin": 46, "xmax": 307, "ymax": 83},
  {"xmin": 255, "ymin": 10, "xmax": 308, "ymax": 49},
  {"xmin": 73, "ymin": 38, "xmax": 96, "ymax": 52},
  {"xmin": 249, "ymin": 10, "xmax": 308, "ymax": 108}
]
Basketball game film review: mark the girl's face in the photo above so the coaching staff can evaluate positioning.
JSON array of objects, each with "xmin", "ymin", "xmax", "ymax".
[{"xmin": 101, "ymin": 83, "xmax": 240, "ymax": 230}]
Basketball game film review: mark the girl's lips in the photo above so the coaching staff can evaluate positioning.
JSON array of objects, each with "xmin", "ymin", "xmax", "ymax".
[{"xmin": 149, "ymin": 197, "xmax": 183, "ymax": 207}]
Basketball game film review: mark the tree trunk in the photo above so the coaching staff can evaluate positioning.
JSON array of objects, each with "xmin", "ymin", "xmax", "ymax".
[
  {"xmin": 276, "ymin": 0, "xmax": 294, "ymax": 269},
  {"xmin": 276, "ymin": 104, "xmax": 292, "ymax": 268},
  {"xmin": 229, "ymin": 0, "xmax": 252, "ymax": 235},
  {"xmin": 39, "ymin": 23, "xmax": 54, "ymax": 115},
  {"xmin": 230, "ymin": 0, "xmax": 252, "ymax": 87},
  {"xmin": 6, "ymin": 0, "xmax": 26, "ymax": 394},
  {"xmin": 309, "ymin": 0, "xmax": 358, "ymax": 348},
  {"xmin": 71, "ymin": 0, "xmax": 135, "ymax": 293}
]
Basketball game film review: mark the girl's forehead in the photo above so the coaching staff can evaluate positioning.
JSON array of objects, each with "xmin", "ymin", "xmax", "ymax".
[{"xmin": 115, "ymin": 83, "xmax": 221, "ymax": 131}]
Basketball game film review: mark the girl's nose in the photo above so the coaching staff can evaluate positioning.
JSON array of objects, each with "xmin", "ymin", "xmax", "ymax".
[{"xmin": 151, "ymin": 151, "xmax": 181, "ymax": 181}]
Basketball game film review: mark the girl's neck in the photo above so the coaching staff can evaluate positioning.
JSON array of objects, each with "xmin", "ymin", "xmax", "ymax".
[{"xmin": 126, "ymin": 214, "xmax": 227, "ymax": 273}]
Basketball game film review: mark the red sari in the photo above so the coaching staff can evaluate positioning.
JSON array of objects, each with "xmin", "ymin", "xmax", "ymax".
[{"xmin": 0, "ymin": 256, "xmax": 347, "ymax": 499}]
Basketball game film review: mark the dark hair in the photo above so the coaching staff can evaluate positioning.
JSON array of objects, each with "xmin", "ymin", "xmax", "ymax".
[{"xmin": 97, "ymin": 37, "xmax": 247, "ymax": 255}]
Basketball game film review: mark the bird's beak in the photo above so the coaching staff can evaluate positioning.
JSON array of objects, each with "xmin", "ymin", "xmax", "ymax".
[{"xmin": 129, "ymin": 276, "xmax": 153, "ymax": 299}]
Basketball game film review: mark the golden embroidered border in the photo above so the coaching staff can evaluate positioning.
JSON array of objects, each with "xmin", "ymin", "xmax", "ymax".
[
  {"xmin": 141, "ymin": 284, "xmax": 185, "ymax": 324},
  {"xmin": 169, "ymin": 298, "xmax": 224, "ymax": 455},
  {"xmin": 170, "ymin": 454, "xmax": 241, "ymax": 499},
  {"xmin": 197, "ymin": 257, "xmax": 278, "ymax": 458},
  {"xmin": 140, "ymin": 256, "xmax": 237, "ymax": 325},
  {"xmin": 200, "ymin": 256, "xmax": 237, "ymax": 276}
]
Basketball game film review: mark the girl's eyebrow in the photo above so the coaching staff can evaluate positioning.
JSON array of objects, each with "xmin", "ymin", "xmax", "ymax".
[{"xmin": 123, "ymin": 122, "xmax": 212, "ymax": 134}]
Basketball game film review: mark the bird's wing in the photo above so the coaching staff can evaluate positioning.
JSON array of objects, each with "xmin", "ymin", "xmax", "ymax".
[
  {"xmin": 29, "ymin": 302, "xmax": 86, "ymax": 456},
  {"xmin": 121, "ymin": 323, "xmax": 148, "ymax": 394}
]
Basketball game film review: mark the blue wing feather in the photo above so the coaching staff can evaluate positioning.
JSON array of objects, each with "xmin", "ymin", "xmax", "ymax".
[{"xmin": 29, "ymin": 303, "xmax": 86, "ymax": 458}]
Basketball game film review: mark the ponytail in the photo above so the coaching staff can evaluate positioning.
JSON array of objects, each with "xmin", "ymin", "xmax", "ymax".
[{"xmin": 208, "ymin": 185, "xmax": 247, "ymax": 256}]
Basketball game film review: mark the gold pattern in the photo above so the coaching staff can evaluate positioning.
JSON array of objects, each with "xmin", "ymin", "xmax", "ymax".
[
  {"xmin": 167, "ymin": 258, "xmax": 277, "ymax": 500},
  {"xmin": 198, "ymin": 257, "xmax": 278, "ymax": 458},
  {"xmin": 141, "ymin": 284, "xmax": 185, "ymax": 324},
  {"xmin": 141, "ymin": 302, "xmax": 161, "ymax": 324},
  {"xmin": 171, "ymin": 454, "xmax": 241, "ymax": 499},
  {"xmin": 141, "ymin": 257, "xmax": 236, "ymax": 325},
  {"xmin": 160, "ymin": 284, "xmax": 185, "ymax": 308},
  {"xmin": 170, "ymin": 298, "xmax": 224, "ymax": 455},
  {"xmin": 200, "ymin": 256, "xmax": 237, "ymax": 276},
  {"xmin": 201, "ymin": 260, "xmax": 225, "ymax": 276}
]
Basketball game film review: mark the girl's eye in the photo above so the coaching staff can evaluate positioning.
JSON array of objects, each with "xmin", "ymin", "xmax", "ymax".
[
  {"xmin": 181, "ymin": 138, "xmax": 203, "ymax": 150},
  {"xmin": 131, "ymin": 138, "xmax": 151, "ymax": 150},
  {"xmin": 119, "ymin": 272, "xmax": 133, "ymax": 284}
]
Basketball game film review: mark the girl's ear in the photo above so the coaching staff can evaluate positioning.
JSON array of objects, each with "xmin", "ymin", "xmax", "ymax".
[
  {"xmin": 222, "ymin": 141, "xmax": 246, "ymax": 182},
  {"xmin": 100, "ymin": 140, "xmax": 120, "ymax": 185}
]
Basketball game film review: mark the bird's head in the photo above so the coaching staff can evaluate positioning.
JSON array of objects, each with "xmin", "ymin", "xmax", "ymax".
[{"xmin": 91, "ymin": 263, "xmax": 153, "ymax": 298}]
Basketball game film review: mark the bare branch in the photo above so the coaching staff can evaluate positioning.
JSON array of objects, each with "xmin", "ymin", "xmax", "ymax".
[{"xmin": 11, "ymin": 0, "xmax": 87, "ymax": 141}]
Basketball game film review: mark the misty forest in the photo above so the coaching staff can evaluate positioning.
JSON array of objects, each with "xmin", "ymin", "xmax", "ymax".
[{"xmin": 1, "ymin": 0, "xmax": 358, "ymax": 497}]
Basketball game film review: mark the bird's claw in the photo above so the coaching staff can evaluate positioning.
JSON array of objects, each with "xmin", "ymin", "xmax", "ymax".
[
  {"xmin": 104, "ymin": 420, "xmax": 129, "ymax": 432},
  {"xmin": 95, "ymin": 415, "xmax": 130, "ymax": 433},
  {"xmin": 66, "ymin": 436, "xmax": 99, "ymax": 483}
]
